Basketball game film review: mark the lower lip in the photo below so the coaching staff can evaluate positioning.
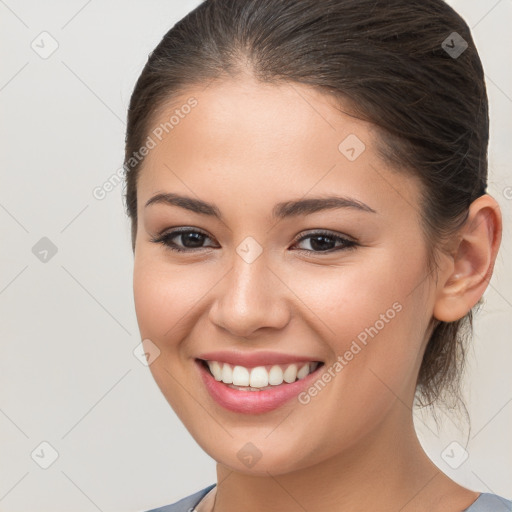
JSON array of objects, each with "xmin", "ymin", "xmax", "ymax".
[{"xmin": 196, "ymin": 359, "xmax": 324, "ymax": 414}]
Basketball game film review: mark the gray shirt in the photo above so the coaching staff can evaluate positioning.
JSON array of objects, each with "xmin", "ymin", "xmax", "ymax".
[{"xmin": 144, "ymin": 484, "xmax": 512, "ymax": 512}]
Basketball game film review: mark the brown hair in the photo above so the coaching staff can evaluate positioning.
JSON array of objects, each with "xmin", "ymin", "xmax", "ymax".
[{"xmin": 123, "ymin": 0, "xmax": 488, "ymax": 414}]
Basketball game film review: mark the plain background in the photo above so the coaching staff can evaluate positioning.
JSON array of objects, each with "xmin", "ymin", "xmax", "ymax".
[{"xmin": 0, "ymin": 1, "xmax": 510, "ymax": 511}]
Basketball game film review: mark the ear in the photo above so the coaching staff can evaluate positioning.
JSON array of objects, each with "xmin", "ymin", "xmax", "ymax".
[{"xmin": 433, "ymin": 194, "xmax": 502, "ymax": 323}]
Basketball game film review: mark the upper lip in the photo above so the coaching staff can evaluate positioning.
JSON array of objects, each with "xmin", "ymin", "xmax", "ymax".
[{"xmin": 196, "ymin": 350, "xmax": 323, "ymax": 368}]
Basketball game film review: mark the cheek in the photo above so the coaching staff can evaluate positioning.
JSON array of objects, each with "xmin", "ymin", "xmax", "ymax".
[
  {"xmin": 302, "ymin": 250, "xmax": 429, "ymax": 390},
  {"xmin": 133, "ymin": 254, "xmax": 226, "ymax": 355},
  {"xmin": 296, "ymin": 254, "xmax": 411, "ymax": 337},
  {"xmin": 132, "ymin": 257, "xmax": 197, "ymax": 342},
  {"xmin": 132, "ymin": 257, "xmax": 202, "ymax": 412},
  {"xmin": 288, "ymin": 267, "xmax": 427, "ymax": 457}
]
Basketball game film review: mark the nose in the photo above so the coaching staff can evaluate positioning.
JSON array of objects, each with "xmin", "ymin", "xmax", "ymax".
[{"xmin": 208, "ymin": 253, "xmax": 291, "ymax": 338}]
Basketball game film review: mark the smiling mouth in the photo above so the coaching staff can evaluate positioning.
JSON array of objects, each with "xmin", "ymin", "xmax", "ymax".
[{"xmin": 197, "ymin": 358, "xmax": 325, "ymax": 391}]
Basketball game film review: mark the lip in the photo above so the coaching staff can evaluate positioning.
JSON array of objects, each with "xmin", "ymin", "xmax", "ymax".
[
  {"xmin": 196, "ymin": 350, "xmax": 323, "ymax": 368},
  {"xmin": 195, "ymin": 358, "xmax": 325, "ymax": 414}
]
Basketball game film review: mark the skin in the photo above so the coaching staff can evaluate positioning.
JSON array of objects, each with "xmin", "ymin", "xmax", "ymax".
[{"xmin": 132, "ymin": 75, "xmax": 502, "ymax": 512}]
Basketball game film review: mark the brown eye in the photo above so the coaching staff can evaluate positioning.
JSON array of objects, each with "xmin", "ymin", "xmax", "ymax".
[
  {"xmin": 150, "ymin": 228, "xmax": 216, "ymax": 253},
  {"xmin": 292, "ymin": 231, "xmax": 357, "ymax": 254}
]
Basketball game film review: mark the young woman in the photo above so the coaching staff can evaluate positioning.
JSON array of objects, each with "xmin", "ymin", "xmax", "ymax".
[{"xmin": 123, "ymin": 0, "xmax": 510, "ymax": 510}]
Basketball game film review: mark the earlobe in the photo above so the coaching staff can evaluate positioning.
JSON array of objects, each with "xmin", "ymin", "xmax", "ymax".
[{"xmin": 433, "ymin": 194, "xmax": 502, "ymax": 323}]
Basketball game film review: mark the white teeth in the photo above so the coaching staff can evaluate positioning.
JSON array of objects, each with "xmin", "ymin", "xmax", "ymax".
[
  {"xmin": 205, "ymin": 360, "xmax": 320, "ymax": 389},
  {"xmin": 268, "ymin": 365, "xmax": 284, "ymax": 385},
  {"xmin": 208, "ymin": 361, "xmax": 223, "ymax": 381},
  {"xmin": 283, "ymin": 363, "xmax": 298, "ymax": 383},
  {"xmin": 297, "ymin": 363, "xmax": 310, "ymax": 380},
  {"xmin": 232, "ymin": 366, "xmax": 250, "ymax": 386},
  {"xmin": 249, "ymin": 366, "xmax": 268, "ymax": 388},
  {"xmin": 221, "ymin": 363, "xmax": 233, "ymax": 384}
]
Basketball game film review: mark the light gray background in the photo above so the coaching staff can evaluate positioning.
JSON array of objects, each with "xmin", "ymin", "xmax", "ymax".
[{"xmin": 0, "ymin": 1, "xmax": 510, "ymax": 511}]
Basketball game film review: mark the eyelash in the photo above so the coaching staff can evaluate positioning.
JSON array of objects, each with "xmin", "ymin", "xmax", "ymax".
[{"xmin": 150, "ymin": 228, "xmax": 358, "ymax": 255}]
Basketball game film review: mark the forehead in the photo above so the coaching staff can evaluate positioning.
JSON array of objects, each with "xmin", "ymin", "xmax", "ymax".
[
  {"xmin": 136, "ymin": 77, "xmax": 422, "ymax": 221},
  {"xmin": 142, "ymin": 76, "xmax": 370, "ymax": 170}
]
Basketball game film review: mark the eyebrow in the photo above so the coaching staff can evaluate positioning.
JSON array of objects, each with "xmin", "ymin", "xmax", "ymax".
[{"xmin": 145, "ymin": 192, "xmax": 377, "ymax": 219}]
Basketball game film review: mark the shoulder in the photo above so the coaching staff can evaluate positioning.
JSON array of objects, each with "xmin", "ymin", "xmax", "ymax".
[
  {"xmin": 143, "ymin": 483, "xmax": 217, "ymax": 512},
  {"xmin": 463, "ymin": 493, "xmax": 512, "ymax": 512}
]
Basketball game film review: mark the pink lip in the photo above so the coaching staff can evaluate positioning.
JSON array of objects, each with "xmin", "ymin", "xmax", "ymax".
[
  {"xmin": 196, "ymin": 359, "xmax": 324, "ymax": 414},
  {"xmin": 196, "ymin": 350, "xmax": 323, "ymax": 368}
]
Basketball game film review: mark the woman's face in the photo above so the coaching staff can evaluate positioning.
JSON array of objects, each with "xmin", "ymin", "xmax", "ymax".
[{"xmin": 133, "ymin": 77, "xmax": 441, "ymax": 475}]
